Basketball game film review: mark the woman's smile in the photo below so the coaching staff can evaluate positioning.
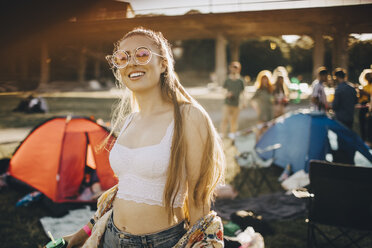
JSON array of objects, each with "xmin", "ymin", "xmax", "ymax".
[{"xmin": 128, "ymin": 70, "xmax": 146, "ymax": 81}]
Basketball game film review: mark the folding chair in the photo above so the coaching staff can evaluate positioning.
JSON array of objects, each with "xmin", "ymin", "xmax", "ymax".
[
  {"xmin": 234, "ymin": 133, "xmax": 281, "ymax": 196},
  {"xmin": 297, "ymin": 160, "xmax": 372, "ymax": 248}
]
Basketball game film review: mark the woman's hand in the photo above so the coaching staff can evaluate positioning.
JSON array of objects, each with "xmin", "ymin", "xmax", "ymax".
[{"xmin": 64, "ymin": 228, "xmax": 89, "ymax": 248}]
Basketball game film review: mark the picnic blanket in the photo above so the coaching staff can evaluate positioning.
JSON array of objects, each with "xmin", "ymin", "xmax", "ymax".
[
  {"xmin": 213, "ymin": 192, "xmax": 306, "ymax": 221},
  {"xmin": 40, "ymin": 206, "xmax": 95, "ymax": 239}
]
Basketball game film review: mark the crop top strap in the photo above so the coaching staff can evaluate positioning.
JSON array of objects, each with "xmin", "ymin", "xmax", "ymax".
[
  {"xmin": 118, "ymin": 113, "xmax": 135, "ymax": 138},
  {"xmin": 164, "ymin": 119, "xmax": 175, "ymax": 139}
]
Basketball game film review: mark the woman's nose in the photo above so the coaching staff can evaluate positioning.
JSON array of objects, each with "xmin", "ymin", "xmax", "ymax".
[{"xmin": 127, "ymin": 54, "xmax": 138, "ymax": 67}]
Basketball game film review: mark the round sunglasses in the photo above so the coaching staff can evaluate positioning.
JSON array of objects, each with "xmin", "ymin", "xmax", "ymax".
[{"xmin": 106, "ymin": 46, "xmax": 163, "ymax": 69}]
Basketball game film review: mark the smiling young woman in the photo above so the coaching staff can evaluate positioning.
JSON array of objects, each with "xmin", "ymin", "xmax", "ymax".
[{"xmin": 64, "ymin": 27, "xmax": 225, "ymax": 248}]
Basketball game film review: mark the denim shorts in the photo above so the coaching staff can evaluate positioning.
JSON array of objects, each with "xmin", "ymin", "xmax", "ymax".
[{"xmin": 102, "ymin": 212, "xmax": 187, "ymax": 248}]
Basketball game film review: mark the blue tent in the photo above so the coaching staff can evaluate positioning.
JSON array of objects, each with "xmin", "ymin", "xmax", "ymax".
[{"xmin": 255, "ymin": 111, "xmax": 372, "ymax": 172}]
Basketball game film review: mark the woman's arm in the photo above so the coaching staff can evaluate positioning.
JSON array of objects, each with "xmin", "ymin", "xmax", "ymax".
[
  {"xmin": 64, "ymin": 222, "xmax": 93, "ymax": 248},
  {"xmin": 183, "ymin": 106, "xmax": 211, "ymax": 226}
]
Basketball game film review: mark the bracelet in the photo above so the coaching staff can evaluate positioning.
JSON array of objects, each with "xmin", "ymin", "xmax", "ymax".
[
  {"xmin": 90, "ymin": 218, "xmax": 96, "ymax": 226},
  {"xmin": 83, "ymin": 224, "xmax": 92, "ymax": 237}
]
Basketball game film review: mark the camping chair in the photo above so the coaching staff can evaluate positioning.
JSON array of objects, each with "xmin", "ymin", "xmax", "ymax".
[
  {"xmin": 295, "ymin": 160, "xmax": 372, "ymax": 248},
  {"xmin": 234, "ymin": 133, "xmax": 281, "ymax": 196}
]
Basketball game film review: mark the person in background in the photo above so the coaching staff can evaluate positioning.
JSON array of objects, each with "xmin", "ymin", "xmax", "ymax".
[
  {"xmin": 273, "ymin": 75, "xmax": 289, "ymax": 118},
  {"xmin": 272, "ymin": 66, "xmax": 290, "ymax": 118},
  {"xmin": 28, "ymin": 95, "xmax": 48, "ymax": 113},
  {"xmin": 13, "ymin": 94, "xmax": 34, "ymax": 112},
  {"xmin": 358, "ymin": 69, "xmax": 372, "ymax": 146},
  {"xmin": 220, "ymin": 61, "xmax": 245, "ymax": 139},
  {"xmin": 311, "ymin": 67, "xmax": 328, "ymax": 112},
  {"xmin": 332, "ymin": 68, "xmax": 358, "ymax": 129},
  {"xmin": 251, "ymin": 70, "xmax": 274, "ymax": 123},
  {"xmin": 251, "ymin": 70, "xmax": 274, "ymax": 140},
  {"xmin": 13, "ymin": 93, "xmax": 48, "ymax": 113},
  {"xmin": 332, "ymin": 68, "xmax": 358, "ymax": 164},
  {"xmin": 244, "ymin": 75, "xmax": 251, "ymax": 85}
]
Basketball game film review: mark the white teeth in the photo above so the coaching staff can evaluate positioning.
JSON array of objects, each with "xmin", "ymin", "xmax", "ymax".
[{"xmin": 129, "ymin": 72, "xmax": 145, "ymax": 78}]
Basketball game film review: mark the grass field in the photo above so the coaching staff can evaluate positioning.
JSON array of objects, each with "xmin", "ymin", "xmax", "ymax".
[
  {"xmin": 0, "ymin": 95, "xmax": 116, "ymax": 129},
  {"xmin": 0, "ymin": 93, "xmax": 370, "ymax": 247}
]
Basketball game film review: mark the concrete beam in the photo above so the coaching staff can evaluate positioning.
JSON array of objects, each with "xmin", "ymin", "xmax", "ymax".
[{"xmin": 49, "ymin": 4, "xmax": 372, "ymax": 43}]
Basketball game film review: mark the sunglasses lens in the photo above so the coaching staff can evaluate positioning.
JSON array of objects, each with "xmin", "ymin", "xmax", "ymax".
[
  {"xmin": 135, "ymin": 47, "xmax": 151, "ymax": 65},
  {"xmin": 113, "ymin": 51, "xmax": 129, "ymax": 68}
]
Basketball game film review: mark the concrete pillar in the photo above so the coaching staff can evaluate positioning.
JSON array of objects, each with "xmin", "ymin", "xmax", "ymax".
[
  {"xmin": 78, "ymin": 47, "xmax": 87, "ymax": 83},
  {"xmin": 40, "ymin": 42, "xmax": 50, "ymax": 85},
  {"xmin": 215, "ymin": 33, "xmax": 227, "ymax": 86},
  {"xmin": 312, "ymin": 30, "xmax": 325, "ymax": 79},
  {"xmin": 332, "ymin": 32, "xmax": 349, "ymax": 70},
  {"xmin": 229, "ymin": 39, "xmax": 241, "ymax": 62}
]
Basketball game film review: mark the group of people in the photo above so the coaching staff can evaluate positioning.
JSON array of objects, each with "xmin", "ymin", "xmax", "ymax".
[
  {"xmin": 311, "ymin": 66, "xmax": 372, "ymax": 148},
  {"xmin": 220, "ymin": 62, "xmax": 289, "ymax": 139},
  {"xmin": 220, "ymin": 62, "xmax": 371, "ymax": 166},
  {"xmin": 220, "ymin": 62, "xmax": 372, "ymax": 149}
]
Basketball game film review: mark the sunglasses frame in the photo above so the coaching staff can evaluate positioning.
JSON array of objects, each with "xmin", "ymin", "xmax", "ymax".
[{"xmin": 106, "ymin": 46, "xmax": 163, "ymax": 69}]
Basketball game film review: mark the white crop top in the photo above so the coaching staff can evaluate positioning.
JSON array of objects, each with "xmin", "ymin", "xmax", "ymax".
[{"xmin": 109, "ymin": 113, "xmax": 186, "ymax": 207}]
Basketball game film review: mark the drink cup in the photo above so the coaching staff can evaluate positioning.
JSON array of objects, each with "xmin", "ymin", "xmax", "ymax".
[{"xmin": 45, "ymin": 238, "xmax": 68, "ymax": 248}]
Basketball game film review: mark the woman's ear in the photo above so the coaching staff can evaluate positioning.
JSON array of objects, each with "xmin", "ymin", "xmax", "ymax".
[{"xmin": 161, "ymin": 60, "xmax": 167, "ymax": 73}]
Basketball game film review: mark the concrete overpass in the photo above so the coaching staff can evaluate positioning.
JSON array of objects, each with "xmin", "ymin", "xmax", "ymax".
[{"xmin": 3, "ymin": 1, "xmax": 372, "ymax": 86}]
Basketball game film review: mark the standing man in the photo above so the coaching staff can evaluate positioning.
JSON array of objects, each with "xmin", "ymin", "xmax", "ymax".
[
  {"xmin": 332, "ymin": 68, "xmax": 358, "ymax": 129},
  {"xmin": 332, "ymin": 68, "xmax": 358, "ymax": 164},
  {"xmin": 220, "ymin": 61, "xmax": 245, "ymax": 139},
  {"xmin": 311, "ymin": 66, "xmax": 328, "ymax": 112}
]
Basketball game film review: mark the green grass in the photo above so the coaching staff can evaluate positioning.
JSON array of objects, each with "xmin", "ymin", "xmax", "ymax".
[
  {"xmin": 0, "ymin": 95, "xmax": 116, "ymax": 128},
  {"xmin": 0, "ymin": 93, "xmax": 370, "ymax": 247},
  {"xmin": 0, "ymin": 188, "xmax": 50, "ymax": 248}
]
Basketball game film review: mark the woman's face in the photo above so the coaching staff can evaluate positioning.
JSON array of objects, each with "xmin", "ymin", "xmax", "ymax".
[
  {"xmin": 366, "ymin": 73, "xmax": 372, "ymax": 84},
  {"xmin": 277, "ymin": 76, "xmax": 283, "ymax": 85},
  {"xmin": 261, "ymin": 76, "xmax": 269, "ymax": 87},
  {"xmin": 118, "ymin": 35, "xmax": 166, "ymax": 93}
]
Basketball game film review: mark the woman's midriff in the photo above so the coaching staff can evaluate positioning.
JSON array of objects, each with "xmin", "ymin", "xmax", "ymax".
[{"xmin": 112, "ymin": 197, "xmax": 185, "ymax": 235}]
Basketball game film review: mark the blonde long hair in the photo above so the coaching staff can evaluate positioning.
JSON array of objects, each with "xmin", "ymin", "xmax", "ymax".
[
  {"xmin": 103, "ymin": 27, "xmax": 225, "ymax": 222},
  {"xmin": 255, "ymin": 70, "xmax": 273, "ymax": 93}
]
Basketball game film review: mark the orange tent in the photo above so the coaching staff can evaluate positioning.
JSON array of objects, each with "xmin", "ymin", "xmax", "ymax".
[{"xmin": 9, "ymin": 116, "xmax": 118, "ymax": 203}]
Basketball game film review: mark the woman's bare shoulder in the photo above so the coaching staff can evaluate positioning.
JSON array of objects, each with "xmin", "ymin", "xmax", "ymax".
[
  {"xmin": 181, "ymin": 103, "xmax": 207, "ymax": 123},
  {"xmin": 181, "ymin": 103, "xmax": 209, "ymax": 141}
]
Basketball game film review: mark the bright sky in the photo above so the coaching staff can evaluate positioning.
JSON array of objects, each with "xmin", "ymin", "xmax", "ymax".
[{"xmin": 126, "ymin": 0, "xmax": 372, "ymax": 16}]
